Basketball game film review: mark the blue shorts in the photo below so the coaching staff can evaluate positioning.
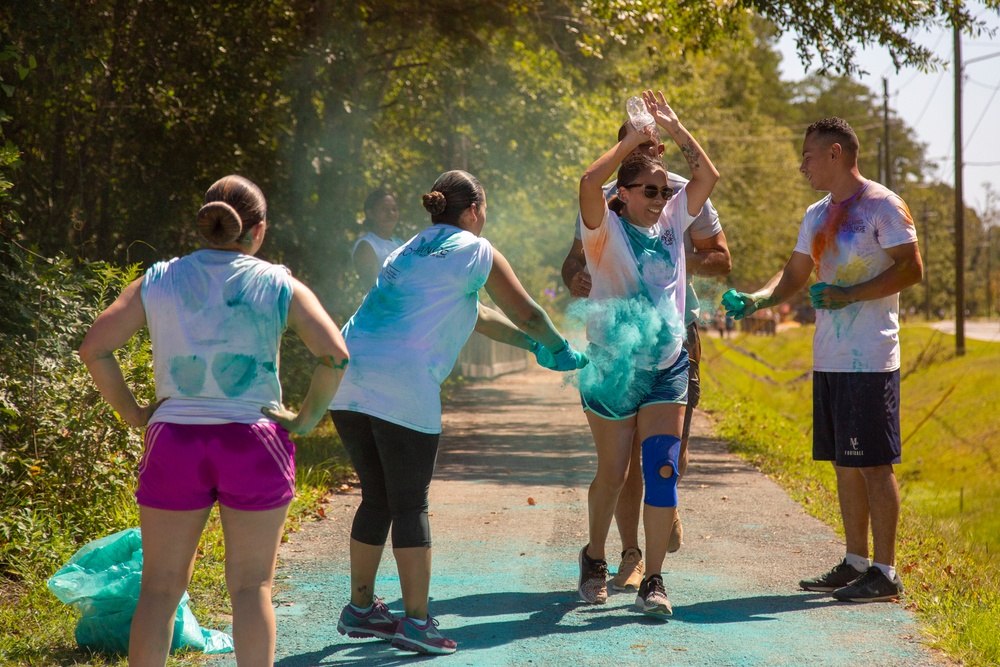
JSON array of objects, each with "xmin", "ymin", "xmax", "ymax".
[
  {"xmin": 813, "ymin": 370, "xmax": 901, "ymax": 467},
  {"xmin": 581, "ymin": 348, "xmax": 689, "ymax": 420}
]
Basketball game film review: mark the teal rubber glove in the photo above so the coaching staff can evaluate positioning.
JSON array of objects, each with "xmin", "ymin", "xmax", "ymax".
[
  {"xmin": 808, "ymin": 282, "xmax": 827, "ymax": 308},
  {"xmin": 809, "ymin": 282, "xmax": 852, "ymax": 310},
  {"xmin": 534, "ymin": 339, "xmax": 589, "ymax": 371},
  {"xmin": 721, "ymin": 288, "xmax": 757, "ymax": 320}
]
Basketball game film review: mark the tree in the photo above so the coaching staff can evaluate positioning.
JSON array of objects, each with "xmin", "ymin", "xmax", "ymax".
[
  {"xmin": 3, "ymin": 0, "xmax": 995, "ymax": 321},
  {"xmin": 579, "ymin": 0, "xmax": 997, "ymax": 75}
]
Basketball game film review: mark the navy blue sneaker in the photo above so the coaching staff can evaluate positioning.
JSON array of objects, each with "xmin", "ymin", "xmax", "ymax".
[
  {"xmin": 832, "ymin": 566, "xmax": 904, "ymax": 602},
  {"xmin": 799, "ymin": 559, "xmax": 864, "ymax": 592}
]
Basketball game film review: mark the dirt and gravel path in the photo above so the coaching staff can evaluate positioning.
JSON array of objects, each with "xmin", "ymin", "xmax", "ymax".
[{"xmin": 216, "ymin": 366, "xmax": 950, "ymax": 666}]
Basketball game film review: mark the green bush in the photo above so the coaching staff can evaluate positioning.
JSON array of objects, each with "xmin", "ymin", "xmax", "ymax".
[{"xmin": 0, "ymin": 232, "xmax": 151, "ymax": 581}]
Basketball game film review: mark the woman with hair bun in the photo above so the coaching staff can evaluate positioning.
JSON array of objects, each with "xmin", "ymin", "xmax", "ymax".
[
  {"xmin": 353, "ymin": 188, "xmax": 405, "ymax": 290},
  {"xmin": 79, "ymin": 175, "xmax": 349, "ymax": 666},
  {"xmin": 330, "ymin": 169, "xmax": 586, "ymax": 656}
]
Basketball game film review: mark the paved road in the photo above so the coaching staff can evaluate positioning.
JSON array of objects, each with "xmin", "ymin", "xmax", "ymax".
[
  {"xmin": 215, "ymin": 367, "xmax": 950, "ymax": 667},
  {"xmin": 929, "ymin": 320, "xmax": 1000, "ymax": 343}
]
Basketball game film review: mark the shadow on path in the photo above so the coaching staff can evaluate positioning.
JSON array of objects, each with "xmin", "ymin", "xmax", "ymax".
[{"xmin": 238, "ymin": 368, "xmax": 948, "ymax": 667}]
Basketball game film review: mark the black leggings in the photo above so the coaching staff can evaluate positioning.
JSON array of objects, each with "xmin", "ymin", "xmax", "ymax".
[{"xmin": 330, "ymin": 410, "xmax": 439, "ymax": 549}]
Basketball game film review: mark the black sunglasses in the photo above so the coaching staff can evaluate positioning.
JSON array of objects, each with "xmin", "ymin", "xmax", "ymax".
[{"xmin": 621, "ymin": 183, "xmax": 673, "ymax": 200}]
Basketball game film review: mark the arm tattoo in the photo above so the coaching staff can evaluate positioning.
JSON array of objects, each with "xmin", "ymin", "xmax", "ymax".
[
  {"xmin": 680, "ymin": 139, "xmax": 701, "ymax": 172},
  {"xmin": 319, "ymin": 355, "xmax": 349, "ymax": 370}
]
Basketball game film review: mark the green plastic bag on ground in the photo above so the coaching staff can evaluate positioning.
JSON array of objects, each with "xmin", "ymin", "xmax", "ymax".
[{"xmin": 47, "ymin": 527, "xmax": 234, "ymax": 655}]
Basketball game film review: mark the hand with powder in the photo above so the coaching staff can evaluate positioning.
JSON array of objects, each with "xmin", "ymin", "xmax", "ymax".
[{"xmin": 534, "ymin": 339, "xmax": 589, "ymax": 371}]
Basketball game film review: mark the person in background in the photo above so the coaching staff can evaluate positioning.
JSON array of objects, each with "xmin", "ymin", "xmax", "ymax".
[
  {"xmin": 723, "ymin": 117, "xmax": 922, "ymax": 602},
  {"xmin": 714, "ymin": 308, "xmax": 727, "ymax": 338},
  {"xmin": 576, "ymin": 90, "xmax": 719, "ymax": 617},
  {"xmin": 353, "ymin": 188, "xmax": 405, "ymax": 290},
  {"xmin": 562, "ymin": 119, "xmax": 730, "ymax": 594},
  {"xmin": 331, "ymin": 170, "xmax": 586, "ymax": 656},
  {"xmin": 79, "ymin": 175, "xmax": 349, "ymax": 667}
]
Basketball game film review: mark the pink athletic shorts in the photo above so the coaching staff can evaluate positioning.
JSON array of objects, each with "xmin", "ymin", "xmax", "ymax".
[{"xmin": 136, "ymin": 422, "xmax": 296, "ymax": 512}]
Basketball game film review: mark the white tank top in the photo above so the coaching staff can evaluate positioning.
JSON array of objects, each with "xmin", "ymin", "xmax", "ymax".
[
  {"xmin": 141, "ymin": 249, "xmax": 293, "ymax": 424},
  {"xmin": 352, "ymin": 231, "xmax": 404, "ymax": 267}
]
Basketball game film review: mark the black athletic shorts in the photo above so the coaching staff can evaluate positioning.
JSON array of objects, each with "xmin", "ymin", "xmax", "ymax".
[
  {"xmin": 812, "ymin": 370, "xmax": 901, "ymax": 467},
  {"xmin": 681, "ymin": 322, "xmax": 701, "ymax": 441}
]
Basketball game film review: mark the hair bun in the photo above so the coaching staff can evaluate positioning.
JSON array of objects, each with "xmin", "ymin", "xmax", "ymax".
[
  {"xmin": 422, "ymin": 191, "xmax": 447, "ymax": 216},
  {"xmin": 197, "ymin": 201, "xmax": 243, "ymax": 245}
]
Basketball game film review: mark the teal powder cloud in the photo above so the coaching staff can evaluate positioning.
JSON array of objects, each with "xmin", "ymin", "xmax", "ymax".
[
  {"xmin": 692, "ymin": 277, "xmax": 729, "ymax": 324},
  {"xmin": 566, "ymin": 296, "xmax": 682, "ymax": 415}
]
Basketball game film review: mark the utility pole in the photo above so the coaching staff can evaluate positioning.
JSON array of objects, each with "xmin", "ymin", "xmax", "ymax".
[
  {"xmin": 953, "ymin": 15, "xmax": 966, "ymax": 356},
  {"xmin": 876, "ymin": 138, "xmax": 884, "ymax": 185},
  {"xmin": 987, "ymin": 227, "xmax": 994, "ymax": 321},
  {"xmin": 924, "ymin": 202, "xmax": 932, "ymax": 320},
  {"xmin": 883, "ymin": 77, "xmax": 893, "ymax": 191}
]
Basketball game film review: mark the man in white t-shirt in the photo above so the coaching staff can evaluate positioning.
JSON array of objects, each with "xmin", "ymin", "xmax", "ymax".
[
  {"xmin": 723, "ymin": 117, "xmax": 923, "ymax": 603},
  {"xmin": 561, "ymin": 122, "xmax": 731, "ymax": 591}
]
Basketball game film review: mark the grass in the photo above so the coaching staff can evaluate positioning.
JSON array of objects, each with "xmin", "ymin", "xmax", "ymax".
[
  {"xmin": 9, "ymin": 329, "xmax": 995, "ymax": 664},
  {"xmin": 0, "ymin": 415, "xmax": 354, "ymax": 667},
  {"xmin": 700, "ymin": 322, "xmax": 1000, "ymax": 667},
  {"xmin": 0, "ymin": 344, "xmax": 466, "ymax": 667}
]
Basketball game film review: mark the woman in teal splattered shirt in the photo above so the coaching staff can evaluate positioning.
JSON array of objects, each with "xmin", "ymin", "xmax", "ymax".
[
  {"xmin": 80, "ymin": 175, "xmax": 349, "ymax": 666},
  {"xmin": 329, "ymin": 170, "xmax": 586, "ymax": 655}
]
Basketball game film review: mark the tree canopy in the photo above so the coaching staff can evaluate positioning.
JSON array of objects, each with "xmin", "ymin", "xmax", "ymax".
[{"xmin": 1, "ymin": 0, "xmax": 996, "ymax": 319}]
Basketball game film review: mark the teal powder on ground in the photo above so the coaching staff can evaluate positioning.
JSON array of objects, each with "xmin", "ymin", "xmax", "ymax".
[{"xmin": 566, "ymin": 296, "xmax": 683, "ymax": 415}]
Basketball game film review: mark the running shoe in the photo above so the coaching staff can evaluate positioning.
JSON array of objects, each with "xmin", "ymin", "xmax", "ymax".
[
  {"xmin": 611, "ymin": 547, "xmax": 645, "ymax": 591},
  {"xmin": 799, "ymin": 559, "xmax": 865, "ymax": 592},
  {"xmin": 578, "ymin": 544, "xmax": 609, "ymax": 604},
  {"xmin": 635, "ymin": 574, "xmax": 672, "ymax": 618},
  {"xmin": 390, "ymin": 616, "xmax": 457, "ymax": 655},
  {"xmin": 832, "ymin": 566, "xmax": 904, "ymax": 602},
  {"xmin": 337, "ymin": 597, "xmax": 398, "ymax": 640},
  {"xmin": 667, "ymin": 510, "xmax": 683, "ymax": 553}
]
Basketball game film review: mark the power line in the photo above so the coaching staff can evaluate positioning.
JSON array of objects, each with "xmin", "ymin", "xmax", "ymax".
[
  {"xmin": 893, "ymin": 29, "xmax": 949, "ymax": 89},
  {"xmin": 912, "ymin": 69, "xmax": 949, "ymax": 127},
  {"xmin": 964, "ymin": 77, "xmax": 1000, "ymax": 148},
  {"xmin": 967, "ymin": 77, "xmax": 1000, "ymax": 89},
  {"xmin": 965, "ymin": 50, "xmax": 1000, "ymax": 65}
]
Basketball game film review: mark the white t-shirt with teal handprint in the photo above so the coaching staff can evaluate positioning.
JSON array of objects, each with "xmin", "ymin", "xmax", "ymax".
[{"xmin": 142, "ymin": 249, "xmax": 293, "ymax": 424}]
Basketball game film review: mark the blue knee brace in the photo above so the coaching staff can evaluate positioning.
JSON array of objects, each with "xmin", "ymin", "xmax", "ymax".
[{"xmin": 641, "ymin": 435, "xmax": 681, "ymax": 508}]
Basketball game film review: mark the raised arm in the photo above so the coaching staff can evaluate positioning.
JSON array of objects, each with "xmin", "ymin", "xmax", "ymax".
[
  {"xmin": 262, "ymin": 277, "xmax": 350, "ymax": 434},
  {"xmin": 79, "ymin": 278, "xmax": 161, "ymax": 427},
  {"xmin": 643, "ymin": 90, "xmax": 720, "ymax": 217},
  {"xmin": 579, "ymin": 123, "xmax": 653, "ymax": 230}
]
